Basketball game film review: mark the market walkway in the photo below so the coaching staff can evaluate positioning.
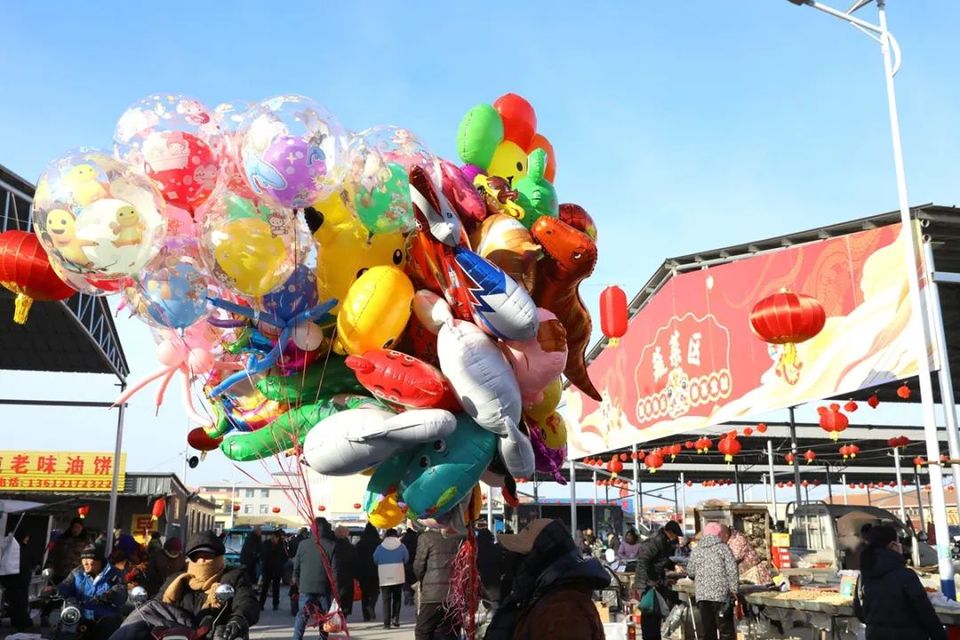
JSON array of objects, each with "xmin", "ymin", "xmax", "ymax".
[{"xmin": 250, "ymin": 604, "xmax": 417, "ymax": 640}]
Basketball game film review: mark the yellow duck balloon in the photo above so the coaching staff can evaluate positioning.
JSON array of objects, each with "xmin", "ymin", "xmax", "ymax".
[{"xmin": 335, "ymin": 265, "xmax": 414, "ymax": 356}]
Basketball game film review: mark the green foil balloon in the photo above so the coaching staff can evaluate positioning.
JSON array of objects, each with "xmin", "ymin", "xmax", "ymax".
[{"xmin": 457, "ymin": 103, "xmax": 503, "ymax": 169}]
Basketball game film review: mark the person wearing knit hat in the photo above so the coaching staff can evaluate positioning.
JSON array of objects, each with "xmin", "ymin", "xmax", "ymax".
[
  {"xmin": 687, "ymin": 523, "xmax": 738, "ymax": 640},
  {"xmin": 110, "ymin": 531, "xmax": 259, "ymax": 640},
  {"xmin": 144, "ymin": 537, "xmax": 187, "ymax": 596},
  {"xmin": 52, "ymin": 542, "xmax": 126, "ymax": 640}
]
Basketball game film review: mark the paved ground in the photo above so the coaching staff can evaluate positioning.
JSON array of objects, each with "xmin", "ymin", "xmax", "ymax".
[{"xmin": 250, "ymin": 602, "xmax": 417, "ymax": 640}]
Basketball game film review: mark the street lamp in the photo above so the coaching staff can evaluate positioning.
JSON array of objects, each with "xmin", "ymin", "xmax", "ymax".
[{"xmin": 784, "ymin": 0, "xmax": 956, "ymax": 598}]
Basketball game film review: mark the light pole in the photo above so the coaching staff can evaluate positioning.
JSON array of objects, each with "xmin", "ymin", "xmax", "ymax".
[{"xmin": 785, "ymin": 0, "xmax": 956, "ymax": 598}]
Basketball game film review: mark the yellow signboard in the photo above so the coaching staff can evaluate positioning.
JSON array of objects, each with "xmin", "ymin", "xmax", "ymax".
[
  {"xmin": 131, "ymin": 514, "xmax": 156, "ymax": 543},
  {"xmin": 0, "ymin": 451, "xmax": 126, "ymax": 492}
]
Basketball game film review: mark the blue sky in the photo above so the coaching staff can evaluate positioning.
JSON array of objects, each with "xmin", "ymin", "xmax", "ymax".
[{"xmin": 2, "ymin": 2, "xmax": 959, "ymax": 505}]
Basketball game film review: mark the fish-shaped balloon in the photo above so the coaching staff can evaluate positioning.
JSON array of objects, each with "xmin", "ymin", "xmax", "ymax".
[
  {"xmin": 451, "ymin": 246, "xmax": 538, "ymax": 341},
  {"xmin": 345, "ymin": 349, "xmax": 460, "ymax": 411}
]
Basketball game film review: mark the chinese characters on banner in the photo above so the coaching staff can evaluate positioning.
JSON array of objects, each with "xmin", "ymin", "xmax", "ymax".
[
  {"xmin": 0, "ymin": 451, "xmax": 127, "ymax": 492},
  {"xmin": 563, "ymin": 223, "xmax": 927, "ymax": 459},
  {"xmin": 130, "ymin": 514, "xmax": 156, "ymax": 543}
]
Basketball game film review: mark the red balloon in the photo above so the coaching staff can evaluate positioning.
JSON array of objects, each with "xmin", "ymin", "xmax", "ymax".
[
  {"xmin": 143, "ymin": 131, "xmax": 217, "ymax": 211},
  {"xmin": 346, "ymin": 349, "xmax": 459, "ymax": 411},
  {"xmin": 0, "ymin": 230, "xmax": 74, "ymax": 323},
  {"xmin": 558, "ymin": 203, "xmax": 597, "ymax": 242},
  {"xmin": 527, "ymin": 133, "xmax": 556, "ymax": 183},
  {"xmin": 187, "ymin": 427, "xmax": 223, "ymax": 452},
  {"xmin": 494, "ymin": 94, "xmax": 537, "ymax": 149}
]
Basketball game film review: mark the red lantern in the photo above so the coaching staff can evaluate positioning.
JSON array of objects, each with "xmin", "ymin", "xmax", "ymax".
[
  {"xmin": 897, "ymin": 384, "xmax": 911, "ymax": 399},
  {"xmin": 599, "ymin": 286, "xmax": 629, "ymax": 346},
  {"xmin": 637, "ymin": 450, "xmax": 646, "ymax": 462},
  {"xmin": 840, "ymin": 445, "xmax": 851, "ymax": 460},
  {"xmin": 867, "ymin": 394, "xmax": 880, "ymax": 409},
  {"xmin": 786, "ymin": 480, "xmax": 794, "ymax": 487},
  {"xmin": 151, "ymin": 497, "xmax": 165, "ymax": 522},
  {"xmin": 271, "ymin": 506, "xmax": 281, "ymax": 514},
  {"xmin": 188, "ymin": 427, "xmax": 223, "ymax": 452},
  {"xmin": 848, "ymin": 483, "xmax": 856, "ymax": 489},
  {"xmin": 645, "ymin": 451, "xmax": 664, "ymax": 474},
  {"xmin": 801, "ymin": 480, "xmax": 809, "ymax": 488},
  {"xmin": 750, "ymin": 290, "xmax": 825, "ymax": 384},
  {"xmin": 757, "ymin": 423, "xmax": 768, "ymax": 434},
  {"xmin": 818, "ymin": 404, "xmax": 849, "ymax": 441},
  {"xmin": 669, "ymin": 444, "xmax": 682, "ymax": 461},
  {"xmin": 804, "ymin": 450, "xmax": 817, "ymax": 464},
  {"xmin": 685, "ymin": 480, "xmax": 693, "ymax": 487},
  {"xmin": 848, "ymin": 444, "xmax": 860, "ymax": 458},
  {"xmin": 318, "ymin": 505, "xmax": 327, "ymax": 512},
  {"xmin": 77, "ymin": 505, "xmax": 90, "ymax": 519},
  {"xmin": 696, "ymin": 438, "xmax": 713, "ymax": 454},
  {"xmin": 784, "ymin": 452, "xmax": 796, "ymax": 464},
  {"xmin": 619, "ymin": 453, "xmax": 628, "ymax": 462},
  {"xmin": 888, "ymin": 481, "xmax": 897, "ymax": 488},
  {"xmin": 717, "ymin": 436, "xmax": 741, "ymax": 463},
  {"xmin": 942, "ymin": 454, "xmax": 950, "ymax": 464},
  {"xmin": 776, "ymin": 482, "xmax": 784, "ymax": 488},
  {"xmin": 232, "ymin": 504, "xmax": 240, "ymax": 512},
  {"xmin": 607, "ymin": 456, "xmax": 624, "ymax": 477},
  {"xmin": 914, "ymin": 456, "xmax": 925, "ymax": 471},
  {"xmin": 858, "ymin": 482, "xmax": 865, "ymax": 489},
  {"xmin": 743, "ymin": 427, "xmax": 754, "ymax": 437},
  {"xmin": 844, "ymin": 400, "xmax": 858, "ymax": 413},
  {"xmin": 0, "ymin": 230, "xmax": 75, "ymax": 324}
]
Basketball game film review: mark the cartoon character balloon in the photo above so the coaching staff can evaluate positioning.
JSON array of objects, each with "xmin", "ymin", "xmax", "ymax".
[
  {"xmin": 33, "ymin": 149, "xmax": 167, "ymax": 284},
  {"xmin": 124, "ymin": 236, "xmax": 209, "ymax": 329},
  {"xmin": 240, "ymin": 95, "xmax": 347, "ymax": 208},
  {"xmin": 114, "ymin": 94, "xmax": 221, "ymax": 212}
]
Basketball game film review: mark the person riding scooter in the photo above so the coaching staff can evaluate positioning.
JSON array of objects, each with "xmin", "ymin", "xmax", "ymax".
[
  {"xmin": 49, "ymin": 543, "xmax": 127, "ymax": 640},
  {"xmin": 109, "ymin": 531, "xmax": 259, "ymax": 640}
]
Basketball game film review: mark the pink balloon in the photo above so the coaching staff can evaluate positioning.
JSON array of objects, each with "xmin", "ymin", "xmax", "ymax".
[{"xmin": 500, "ymin": 308, "xmax": 568, "ymax": 405}]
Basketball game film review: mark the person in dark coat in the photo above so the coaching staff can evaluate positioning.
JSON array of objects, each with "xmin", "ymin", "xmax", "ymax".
[
  {"xmin": 485, "ymin": 519, "xmax": 609, "ymax": 640},
  {"xmin": 413, "ymin": 530, "xmax": 462, "ymax": 640},
  {"xmin": 111, "ymin": 530, "xmax": 259, "ymax": 640},
  {"xmin": 258, "ymin": 530, "xmax": 288, "ymax": 611},
  {"xmin": 55, "ymin": 544, "xmax": 128, "ymax": 640},
  {"xmin": 238, "ymin": 526, "xmax": 261, "ymax": 585},
  {"xmin": 287, "ymin": 528, "xmax": 309, "ymax": 617},
  {"xmin": 48, "ymin": 517, "xmax": 91, "ymax": 583},
  {"xmin": 3, "ymin": 532, "xmax": 39, "ymax": 632},
  {"xmin": 144, "ymin": 538, "xmax": 186, "ymax": 596},
  {"xmin": 292, "ymin": 518, "xmax": 337, "ymax": 640},
  {"xmin": 355, "ymin": 523, "xmax": 381, "ymax": 621},
  {"xmin": 401, "ymin": 528, "xmax": 419, "ymax": 605},
  {"xmin": 334, "ymin": 526, "xmax": 358, "ymax": 617},
  {"xmin": 854, "ymin": 525, "xmax": 946, "ymax": 640},
  {"xmin": 476, "ymin": 526, "xmax": 503, "ymax": 605},
  {"xmin": 634, "ymin": 521, "xmax": 682, "ymax": 640}
]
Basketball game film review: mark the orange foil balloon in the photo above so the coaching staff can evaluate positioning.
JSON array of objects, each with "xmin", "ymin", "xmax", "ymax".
[{"xmin": 0, "ymin": 230, "xmax": 75, "ymax": 324}]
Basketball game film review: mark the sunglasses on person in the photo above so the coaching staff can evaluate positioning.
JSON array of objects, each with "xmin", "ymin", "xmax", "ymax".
[{"xmin": 189, "ymin": 550, "xmax": 217, "ymax": 561}]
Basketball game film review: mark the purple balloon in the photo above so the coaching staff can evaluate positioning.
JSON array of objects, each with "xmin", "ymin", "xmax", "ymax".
[
  {"xmin": 460, "ymin": 164, "xmax": 484, "ymax": 183},
  {"xmin": 244, "ymin": 135, "xmax": 328, "ymax": 208}
]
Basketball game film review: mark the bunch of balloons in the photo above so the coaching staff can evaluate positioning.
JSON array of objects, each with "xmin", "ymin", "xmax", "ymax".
[{"xmin": 28, "ymin": 91, "xmax": 601, "ymax": 534}]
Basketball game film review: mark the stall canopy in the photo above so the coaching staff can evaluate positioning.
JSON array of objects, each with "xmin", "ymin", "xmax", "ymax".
[
  {"xmin": 560, "ymin": 204, "xmax": 960, "ymax": 485},
  {"xmin": 0, "ymin": 164, "xmax": 128, "ymax": 380}
]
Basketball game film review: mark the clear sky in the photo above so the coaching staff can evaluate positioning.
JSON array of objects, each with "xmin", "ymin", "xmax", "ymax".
[{"xmin": 2, "ymin": 2, "xmax": 959, "ymax": 506}]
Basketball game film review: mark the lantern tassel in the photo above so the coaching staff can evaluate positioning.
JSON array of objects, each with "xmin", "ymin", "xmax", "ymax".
[
  {"xmin": 13, "ymin": 293, "xmax": 33, "ymax": 325},
  {"xmin": 608, "ymin": 337, "xmax": 620, "ymax": 348}
]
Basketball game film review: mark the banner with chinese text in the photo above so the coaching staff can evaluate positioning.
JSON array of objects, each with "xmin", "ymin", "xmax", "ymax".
[
  {"xmin": 564, "ymin": 224, "xmax": 928, "ymax": 458},
  {"xmin": 0, "ymin": 451, "xmax": 126, "ymax": 492}
]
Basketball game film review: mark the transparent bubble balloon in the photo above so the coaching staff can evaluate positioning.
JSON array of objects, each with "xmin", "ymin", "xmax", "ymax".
[
  {"xmin": 33, "ymin": 148, "xmax": 167, "ymax": 285},
  {"xmin": 239, "ymin": 95, "xmax": 347, "ymax": 208},
  {"xmin": 124, "ymin": 236, "xmax": 210, "ymax": 329},
  {"xmin": 211, "ymin": 101, "xmax": 257, "ymax": 199},
  {"xmin": 114, "ymin": 94, "xmax": 222, "ymax": 212},
  {"xmin": 197, "ymin": 187, "xmax": 301, "ymax": 299}
]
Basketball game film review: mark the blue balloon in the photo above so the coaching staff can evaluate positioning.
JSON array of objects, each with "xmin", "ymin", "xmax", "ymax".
[
  {"xmin": 262, "ymin": 265, "xmax": 318, "ymax": 322},
  {"xmin": 140, "ymin": 261, "xmax": 209, "ymax": 329}
]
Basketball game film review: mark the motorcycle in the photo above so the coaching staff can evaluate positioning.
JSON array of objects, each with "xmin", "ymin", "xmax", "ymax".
[
  {"xmin": 128, "ymin": 584, "xmax": 236, "ymax": 640},
  {"xmin": 37, "ymin": 568, "xmax": 92, "ymax": 640}
]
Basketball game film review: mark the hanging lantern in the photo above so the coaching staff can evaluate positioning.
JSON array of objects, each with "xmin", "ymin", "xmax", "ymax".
[
  {"xmin": 599, "ymin": 285, "xmax": 629, "ymax": 346},
  {"xmin": 897, "ymin": 384, "xmax": 911, "ymax": 399},
  {"xmin": 696, "ymin": 437, "xmax": 713, "ymax": 454},
  {"xmin": 776, "ymin": 482, "xmax": 784, "ymax": 489},
  {"xmin": 318, "ymin": 505, "xmax": 327, "ymax": 512},
  {"xmin": 858, "ymin": 482, "xmax": 865, "ymax": 489},
  {"xmin": 840, "ymin": 445, "xmax": 851, "ymax": 460},
  {"xmin": 757, "ymin": 423, "xmax": 768, "ymax": 434},
  {"xmin": 0, "ymin": 230, "xmax": 75, "ymax": 324},
  {"xmin": 867, "ymin": 394, "xmax": 880, "ymax": 409},
  {"xmin": 801, "ymin": 480, "xmax": 809, "ymax": 487},
  {"xmin": 784, "ymin": 452, "xmax": 796, "ymax": 464},
  {"xmin": 717, "ymin": 436, "xmax": 741, "ymax": 463},
  {"xmin": 685, "ymin": 480, "xmax": 693, "ymax": 487},
  {"xmin": 848, "ymin": 483, "xmax": 856, "ymax": 489},
  {"xmin": 77, "ymin": 505, "xmax": 90, "ymax": 519},
  {"xmin": 844, "ymin": 400, "xmax": 858, "ymax": 413},
  {"xmin": 619, "ymin": 453, "xmax": 628, "ymax": 462},
  {"xmin": 804, "ymin": 450, "xmax": 817, "ymax": 464},
  {"xmin": 637, "ymin": 450, "xmax": 646, "ymax": 462},
  {"xmin": 914, "ymin": 456, "xmax": 925, "ymax": 472},
  {"xmin": 645, "ymin": 451, "xmax": 664, "ymax": 474},
  {"xmin": 818, "ymin": 404, "xmax": 849, "ymax": 441},
  {"xmin": 888, "ymin": 481, "xmax": 897, "ymax": 488},
  {"xmin": 232, "ymin": 504, "xmax": 241, "ymax": 512},
  {"xmin": 607, "ymin": 456, "xmax": 624, "ymax": 477},
  {"xmin": 668, "ymin": 444, "xmax": 682, "ymax": 461},
  {"xmin": 847, "ymin": 444, "xmax": 860, "ymax": 458},
  {"xmin": 151, "ymin": 497, "xmax": 165, "ymax": 522},
  {"xmin": 271, "ymin": 506, "xmax": 281, "ymax": 514},
  {"xmin": 749, "ymin": 289, "xmax": 826, "ymax": 384},
  {"xmin": 786, "ymin": 480, "xmax": 794, "ymax": 487},
  {"xmin": 684, "ymin": 441, "xmax": 694, "ymax": 450},
  {"xmin": 888, "ymin": 436, "xmax": 909, "ymax": 449},
  {"xmin": 743, "ymin": 427, "xmax": 754, "ymax": 437}
]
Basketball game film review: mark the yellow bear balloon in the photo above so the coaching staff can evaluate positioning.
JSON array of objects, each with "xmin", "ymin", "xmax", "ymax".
[
  {"xmin": 486, "ymin": 140, "xmax": 529, "ymax": 187},
  {"xmin": 524, "ymin": 377, "xmax": 563, "ymax": 422},
  {"xmin": 335, "ymin": 265, "xmax": 414, "ymax": 356},
  {"xmin": 311, "ymin": 191, "xmax": 407, "ymax": 314}
]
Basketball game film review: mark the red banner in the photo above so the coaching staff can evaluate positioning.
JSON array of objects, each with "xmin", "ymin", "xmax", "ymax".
[{"xmin": 564, "ymin": 224, "xmax": 926, "ymax": 458}]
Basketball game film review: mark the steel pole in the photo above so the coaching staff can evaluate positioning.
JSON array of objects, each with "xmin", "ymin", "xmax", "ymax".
[
  {"xmin": 488, "ymin": 484, "xmax": 495, "ymax": 532},
  {"xmin": 825, "ymin": 466, "xmax": 834, "ymax": 504},
  {"xmin": 568, "ymin": 460, "xmax": 577, "ymax": 539},
  {"xmin": 592, "ymin": 472, "xmax": 598, "ymax": 532},
  {"xmin": 893, "ymin": 448, "xmax": 909, "ymax": 525},
  {"xmin": 914, "ymin": 468, "xmax": 928, "ymax": 535},
  {"xmin": 843, "ymin": 474, "xmax": 849, "ymax": 506},
  {"xmin": 767, "ymin": 441, "xmax": 778, "ymax": 523},
  {"xmin": 105, "ymin": 385, "xmax": 126, "ymax": 558},
  {"xmin": 922, "ymin": 241, "xmax": 960, "ymax": 516},
  {"xmin": 679, "ymin": 472, "xmax": 687, "ymax": 533},
  {"xmin": 789, "ymin": 407, "xmax": 803, "ymax": 505},
  {"xmin": 632, "ymin": 445, "xmax": 640, "ymax": 533},
  {"xmin": 876, "ymin": 0, "xmax": 953, "ymax": 596}
]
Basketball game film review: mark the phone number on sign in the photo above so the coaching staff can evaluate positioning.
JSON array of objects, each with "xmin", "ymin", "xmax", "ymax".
[{"xmin": 0, "ymin": 478, "xmax": 113, "ymax": 490}]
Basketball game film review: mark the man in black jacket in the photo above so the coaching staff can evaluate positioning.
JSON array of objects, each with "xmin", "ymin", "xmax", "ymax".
[
  {"xmin": 413, "ymin": 530, "xmax": 463, "ymax": 640},
  {"xmin": 355, "ymin": 523, "xmax": 380, "ymax": 622},
  {"xmin": 258, "ymin": 530, "xmax": 288, "ymax": 611},
  {"xmin": 238, "ymin": 527, "xmax": 261, "ymax": 585},
  {"xmin": 634, "ymin": 521, "xmax": 682, "ymax": 640},
  {"xmin": 333, "ymin": 526, "xmax": 358, "ymax": 617},
  {"xmin": 109, "ymin": 531, "xmax": 259, "ymax": 640}
]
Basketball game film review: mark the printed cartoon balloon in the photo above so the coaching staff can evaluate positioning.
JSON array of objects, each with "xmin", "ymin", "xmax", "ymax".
[
  {"xmin": 240, "ymin": 95, "xmax": 347, "ymax": 208},
  {"xmin": 125, "ymin": 236, "xmax": 209, "ymax": 329},
  {"xmin": 114, "ymin": 94, "xmax": 221, "ymax": 212},
  {"xmin": 33, "ymin": 149, "xmax": 167, "ymax": 282}
]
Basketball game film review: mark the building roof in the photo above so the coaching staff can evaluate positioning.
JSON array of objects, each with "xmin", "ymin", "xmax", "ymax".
[{"xmin": 0, "ymin": 164, "xmax": 129, "ymax": 380}]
